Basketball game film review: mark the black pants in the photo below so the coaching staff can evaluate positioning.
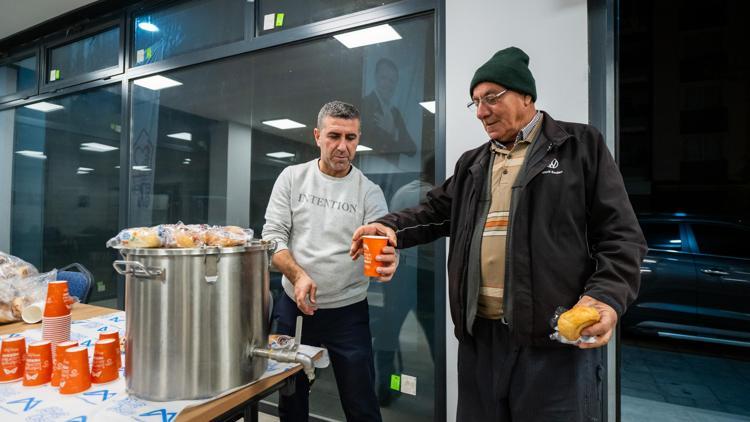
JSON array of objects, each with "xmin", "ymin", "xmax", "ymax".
[
  {"xmin": 273, "ymin": 293, "xmax": 382, "ymax": 422},
  {"xmin": 457, "ymin": 317, "xmax": 604, "ymax": 422}
]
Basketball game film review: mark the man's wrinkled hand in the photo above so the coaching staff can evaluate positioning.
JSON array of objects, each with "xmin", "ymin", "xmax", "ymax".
[
  {"xmin": 293, "ymin": 274, "xmax": 318, "ymax": 315},
  {"xmin": 575, "ymin": 295, "xmax": 618, "ymax": 349},
  {"xmin": 350, "ymin": 223, "xmax": 397, "ymax": 259},
  {"xmin": 373, "ymin": 246, "xmax": 398, "ymax": 282}
]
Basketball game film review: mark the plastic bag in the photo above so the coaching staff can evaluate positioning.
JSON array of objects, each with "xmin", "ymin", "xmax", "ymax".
[
  {"xmin": 0, "ymin": 266, "xmax": 58, "ymax": 324},
  {"xmin": 0, "ymin": 252, "xmax": 38, "ymax": 281},
  {"xmin": 106, "ymin": 226, "xmax": 164, "ymax": 248},
  {"xmin": 549, "ymin": 306, "xmax": 598, "ymax": 345},
  {"xmin": 205, "ymin": 225, "xmax": 254, "ymax": 247},
  {"xmin": 161, "ymin": 223, "xmax": 208, "ymax": 248}
]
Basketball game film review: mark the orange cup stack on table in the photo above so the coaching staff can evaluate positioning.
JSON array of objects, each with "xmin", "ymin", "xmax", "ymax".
[
  {"xmin": 0, "ymin": 336, "xmax": 26, "ymax": 383},
  {"xmin": 91, "ymin": 338, "xmax": 119, "ymax": 384},
  {"xmin": 42, "ymin": 281, "xmax": 73, "ymax": 357},
  {"xmin": 98, "ymin": 329, "xmax": 122, "ymax": 369},
  {"xmin": 23, "ymin": 340, "xmax": 53, "ymax": 386},
  {"xmin": 50, "ymin": 340, "xmax": 78, "ymax": 387},
  {"xmin": 362, "ymin": 235, "xmax": 389, "ymax": 277},
  {"xmin": 59, "ymin": 346, "xmax": 91, "ymax": 394}
]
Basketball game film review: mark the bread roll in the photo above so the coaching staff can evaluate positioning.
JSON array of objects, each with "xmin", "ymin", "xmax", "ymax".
[
  {"xmin": 205, "ymin": 226, "xmax": 247, "ymax": 247},
  {"xmin": 122, "ymin": 228, "xmax": 162, "ymax": 248},
  {"xmin": 558, "ymin": 306, "xmax": 600, "ymax": 341}
]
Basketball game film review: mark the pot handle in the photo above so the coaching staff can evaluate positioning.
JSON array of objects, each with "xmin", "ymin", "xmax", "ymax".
[{"xmin": 113, "ymin": 260, "xmax": 164, "ymax": 279}]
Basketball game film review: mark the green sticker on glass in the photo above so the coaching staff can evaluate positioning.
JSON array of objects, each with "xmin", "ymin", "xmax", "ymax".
[
  {"xmin": 146, "ymin": 47, "xmax": 153, "ymax": 60},
  {"xmin": 56, "ymin": 69, "xmax": 61, "ymax": 80},
  {"xmin": 275, "ymin": 13, "xmax": 285, "ymax": 27},
  {"xmin": 390, "ymin": 374, "xmax": 400, "ymax": 391}
]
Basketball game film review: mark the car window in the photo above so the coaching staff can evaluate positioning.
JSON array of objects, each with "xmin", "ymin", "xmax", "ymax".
[
  {"xmin": 640, "ymin": 222, "xmax": 683, "ymax": 251},
  {"xmin": 691, "ymin": 223, "xmax": 750, "ymax": 259}
]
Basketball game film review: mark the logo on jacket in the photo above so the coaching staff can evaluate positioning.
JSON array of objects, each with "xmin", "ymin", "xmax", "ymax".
[{"xmin": 542, "ymin": 158, "xmax": 563, "ymax": 175}]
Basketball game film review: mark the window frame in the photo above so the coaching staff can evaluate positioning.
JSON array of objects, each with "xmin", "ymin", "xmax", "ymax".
[
  {"xmin": 40, "ymin": 18, "xmax": 125, "ymax": 93},
  {"xmin": 0, "ymin": 48, "xmax": 40, "ymax": 105},
  {"xmin": 686, "ymin": 221, "xmax": 750, "ymax": 260}
]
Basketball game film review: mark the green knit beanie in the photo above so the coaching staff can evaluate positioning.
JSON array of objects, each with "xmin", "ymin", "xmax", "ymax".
[{"xmin": 469, "ymin": 47, "xmax": 537, "ymax": 102}]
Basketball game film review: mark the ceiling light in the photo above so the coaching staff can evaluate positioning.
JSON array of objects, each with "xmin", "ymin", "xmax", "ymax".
[
  {"xmin": 138, "ymin": 22, "xmax": 159, "ymax": 32},
  {"xmin": 262, "ymin": 119, "xmax": 306, "ymax": 130},
  {"xmin": 80, "ymin": 142, "xmax": 118, "ymax": 152},
  {"xmin": 356, "ymin": 145, "xmax": 372, "ymax": 152},
  {"xmin": 184, "ymin": 158, "xmax": 191, "ymax": 162},
  {"xmin": 77, "ymin": 167, "xmax": 94, "ymax": 172},
  {"xmin": 266, "ymin": 152, "xmax": 295, "ymax": 159},
  {"xmin": 167, "ymin": 132, "xmax": 192, "ymax": 141},
  {"xmin": 133, "ymin": 75, "xmax": 182, "ymax": 90},
  {"xmin": 16, "ymin": 150, "xmax": 47, "ymax": 159},
  {"xmin": 419, "ymin": 101, "xmax": 436, "ymax": 114},
  {"xmin": 24, "ymin": 102, "xmax": 64, "ymax": 112},
  {"xmin": 333, "ymin": 24, "xmax": 401, "ymax": 49},
  {"xmin": 132, "ymin": 165, "xmax": 152, "ymax": 171},
  {"xmin": 114, "ymin": 166, "xmax": 121, "ymax": 169}
]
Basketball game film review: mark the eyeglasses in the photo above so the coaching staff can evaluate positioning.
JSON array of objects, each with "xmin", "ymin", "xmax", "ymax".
[{"xmin": 466, "ymin": 89, "xmax": 509, "ymax": 110}]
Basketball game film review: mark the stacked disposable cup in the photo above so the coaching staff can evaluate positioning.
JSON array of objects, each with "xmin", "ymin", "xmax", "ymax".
[
  {"xmin": 0, "ymin": 336, "xmax": 26, "ymax": 383},
  {"xmin": 91, "ymin": 339, "xmax": 119, "ymax": 384},
  {"xmin": 23, "ymin": 340, "xmax": 53, "ymax": 386},
  {"xmin": 59, "ymin": 346, "xmax": 91, "ymax": 394},
  {"xmin": 50, "ymin": 340, "xmax": 78, "ymax": 387},
  {"xmin": 99, "ymin": 330, "xmax": 122, "ymax": 369},
  {"xmin": 42, "ymin": 281, "xmax": 72, "ymax": 357}
]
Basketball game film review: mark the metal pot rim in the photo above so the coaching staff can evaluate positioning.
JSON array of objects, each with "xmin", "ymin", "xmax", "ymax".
[{"xmin": 116, "ymin": 241, "xmax": 272, "ymax": 256}]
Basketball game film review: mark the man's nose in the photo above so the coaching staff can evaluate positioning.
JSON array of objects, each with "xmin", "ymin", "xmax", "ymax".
[
  {"xmin": 336, "ymin": 141, "xmax": 348, "ymax": 152},
  {"xmin": 476, "ymin": 102, "xmax": 490, "ymax": 119}
]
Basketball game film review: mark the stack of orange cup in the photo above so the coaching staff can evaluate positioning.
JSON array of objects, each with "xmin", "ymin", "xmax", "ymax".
[
  {"xmin": 0, "ymin": 336, "xmax": 26, "ymax": 383},
  {"xmin": 50, "ymin": 340, "xmax": 78, "ymax": 387},
  {"xmin": 59, "ymin": 346, "xmax": 91, "ymax": 394},
  {"xmin": 91, "ymin": 339, "xmax": 119, "ymax": 384},
  {"xmin": 42, "ymin": 281, "xmax": 72, "ymax": 357},
  {"xmin": 362, "ymin": 235, "xmax": 389, "ymax": 277},
  {"xmin": 23, "ymin": 340, "xmax": 53, "ymax": 386},
  {"xmin": 98, "ymin": 330, "xmax": 122, "ymax": 369}
]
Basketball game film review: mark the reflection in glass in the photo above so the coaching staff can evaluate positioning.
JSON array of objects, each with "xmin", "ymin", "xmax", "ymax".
[
  {"xmin": 129, "ymin": 14, "xmax": 436, "ymax": 420},
  {"xmin": 47, "ymin": 28, "xmax": 119, "ymax": 82},
  {"xmin": 3, "ymin": 85, "xmax": 121, "ymax": 302},
  {"xmin": 133, "ymin": 0, "xmax": 247, "ymax": 67},
  {"xmin": 257, "ymin": 0, "xmax": 400, "ymax": 34},
  {"xmin": 0, "ymin": 56, "xmax": 37, "ymax": 99}
]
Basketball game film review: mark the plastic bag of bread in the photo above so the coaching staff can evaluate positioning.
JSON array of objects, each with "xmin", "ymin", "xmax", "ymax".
[
  {"xmin": 0, "ymin": 252, "xmax": 38, "ymax": 281},
  {"xmin": 106, "ymin": 227, "xmax": 164, "ymax": 248},
  {"xmin": 0, "ymin": 266, "xmax": 57, "ymax": 324},
  {"xmin": 549, "ymin": 305, "xmax": 600, "ymax": 345},
  {"xmin": 161, "ymin": 223, "xmax": 208, "ymax": 248},
  {"xmin": 205, "ymin": 225, "xmax": 253, "ymax": 247}
]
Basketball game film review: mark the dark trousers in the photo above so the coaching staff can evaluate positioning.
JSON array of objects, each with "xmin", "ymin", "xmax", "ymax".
[
  {"xmin": 457, "ymin": 317, "xmax": 604, "ymax": 422},
  {"xmin": 273, "ymin": 293, "xmax": 382, "ymax": 422}
]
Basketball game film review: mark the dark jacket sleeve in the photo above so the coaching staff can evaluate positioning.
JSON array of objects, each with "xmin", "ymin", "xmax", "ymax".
[
  {"xmin": 582, "ymin": 129, "xmax": 647, "ymax": 316},
  {"xmin": 375, "ymin": 170, "xmax": 455, "ymax": 250}
]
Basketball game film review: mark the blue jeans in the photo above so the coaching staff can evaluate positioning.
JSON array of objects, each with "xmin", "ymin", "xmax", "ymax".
[{"xmin": 273, "ymin": 293, "xmax": 382, "ymax": 422}]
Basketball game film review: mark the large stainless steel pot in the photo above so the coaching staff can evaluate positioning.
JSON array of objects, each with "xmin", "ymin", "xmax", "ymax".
[{"xmin": 113, "ymin": 242, "xmax": 272, "ymax": 401}]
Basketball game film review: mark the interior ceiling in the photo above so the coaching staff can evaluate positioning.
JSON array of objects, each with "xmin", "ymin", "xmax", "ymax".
[{"xmin": 0, "ymin": 0, "xmax": 99, "ymax": 43}]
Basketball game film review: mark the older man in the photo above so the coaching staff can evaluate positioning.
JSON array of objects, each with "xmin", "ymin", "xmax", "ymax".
[
  {"xmin": 263, "ymin": 101, "xmax": 397, "ymax": 421},
  {"xmin": 351, "ymin": 47, "xmax": 646, "ymax": 421}
]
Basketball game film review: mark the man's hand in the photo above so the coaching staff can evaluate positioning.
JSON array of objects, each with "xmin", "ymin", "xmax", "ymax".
[
  {"xmin": 575, "ymin": 295, "xmax": 618, "ymax": 349},
  {"xmin": 293, "ymin": 274, "xmax": 318, "ymax": 316},
  {"xmin": 350, "ymin": 223, "xmax": 399, "ymax": 282}
]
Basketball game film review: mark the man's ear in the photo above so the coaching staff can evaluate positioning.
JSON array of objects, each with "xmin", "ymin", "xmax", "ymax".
[
  {"xmin": 313, "ymin": 128, "xmax": 320, "ymax": 146},
  {"xmin": 524, "ymin": 95, "xmax": 532, "ymax": 106}
]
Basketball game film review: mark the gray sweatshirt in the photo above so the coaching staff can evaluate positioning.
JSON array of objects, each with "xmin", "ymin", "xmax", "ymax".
[{"xmin": 262, "ymin": 159, "xmax": 388, "ymax": 308}]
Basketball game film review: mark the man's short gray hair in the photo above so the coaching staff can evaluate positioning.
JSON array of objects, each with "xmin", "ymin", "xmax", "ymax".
[{"xmin": 317, "ymin": 101, "xmax": 360, "ymax": 129}]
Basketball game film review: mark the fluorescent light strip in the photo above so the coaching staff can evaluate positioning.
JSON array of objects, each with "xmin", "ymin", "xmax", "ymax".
[
  {"xmin": 77, "ymin": 167, "xmax": 94, "ymax": 172},
  {"xmin": 262, "ymin": 119, "xmax": 306, "ymax": 130},
  {"xmin": 138, "ymin": 22, "xmax": 159, "ymax": 32},
  {"xmin": 133, "ymin": 75, "xmax": 182, "ymax": 90},
  {"xmin": 333, "ymin": 24, "xmax": 402, "ymax": 49},
  {"xmin": 356, "ymin": 145, "xmax": 372, "ymax": 152},
  {"xmin": 24, "ymin": 102, "xmax": 64, "ymax": 112},
  {"xmin": 419, "ymin": 101, "xmax": 436, "ymax": 114},
  {"xmin": 266, "ymin": 152, "xmax": 295, "ymax": 159},
  {"xmin": 16, "ymin": 150, "xmax": 47, "ymax": 159},
  {"xmin": 132, "ymin": 165, "xmax": 152, "ymax": 171},
  {"xmin": 167, "ymin": 132, "xmax": 192, "ymax": 141},
  {"xmin": 80, "ymin": 142, "xmax": 118, "ymax": 152}
]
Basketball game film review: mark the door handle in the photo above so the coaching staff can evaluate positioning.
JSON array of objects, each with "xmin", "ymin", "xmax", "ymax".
[{"xmin": 700, "ymin": 268, "xmax": 730, "ymax": 276}]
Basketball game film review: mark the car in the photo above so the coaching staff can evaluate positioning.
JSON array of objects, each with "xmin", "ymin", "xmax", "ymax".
[{"xmin": 621, "ymin": 214, "xmax": 750, "ymax": 347}]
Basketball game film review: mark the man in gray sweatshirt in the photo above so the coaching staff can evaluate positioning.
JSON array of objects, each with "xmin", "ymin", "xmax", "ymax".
[{"xmin": 262, "ymin": 101, "xmax": 397, "ymax": 421}]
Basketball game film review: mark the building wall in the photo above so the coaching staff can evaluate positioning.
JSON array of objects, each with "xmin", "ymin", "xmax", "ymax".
[{"xmin": 444, "ymin": 0, "xmax": 590, "ymax": 419}]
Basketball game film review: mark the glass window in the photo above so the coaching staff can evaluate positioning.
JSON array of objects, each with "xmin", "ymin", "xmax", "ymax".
[
  {"xmin": 257, "ymin": 0, "xmax": 400, "ymax": 34},
  {"xmin": 47, "ymin": 27, "xmax": 120, "ymax": 83},
  {"xmin": 691, "ymin": 223, "xmax": 750, "ymax": 259},
  {"xmin": 2, "ymin": 85, "xmax": 122, "ymax": 303},
  {"xmin": 0, "ymin": 55, "xmax": 37, "ymax": 100},
  {"xmin": 132, "ymin": 0, "xmax": 247, "ymax": 67},
  {"xmin": 640, "ymin": 222, "xmax": 682, "ymax": 250},
  {"xmin": 130, "ymin": 14, "xmax": 436, "ymax": 420}
]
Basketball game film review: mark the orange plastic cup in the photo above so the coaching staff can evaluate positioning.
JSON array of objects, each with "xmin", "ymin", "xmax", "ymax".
[
  {"xmin": 44, "ymin": 281, "xmax": 72, "ymax": 317},
  {"xmin": 91, "ymin": 339, "xmax": 119, "ymax": 384},
  {"xmin": 59, "ymin": 346, "xmax": 91, "ymax": 394},
  {"xmin": 51, "ymin": 340, "xmax": 78, "ymax": 387},
  {"xmin": 0, "ymin": 336, "xmax": 26, "ymax": 383},
  {"xmin": 23, "ymin": 340, "xmax": 52, "ymax": 386},
  {"xmin": 362, "ymin": 235, "xmax": 389, "ymax": 277},
  {"xmin": 98, "ymin": 330, "xmax": 121, "ymax": 368}
]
